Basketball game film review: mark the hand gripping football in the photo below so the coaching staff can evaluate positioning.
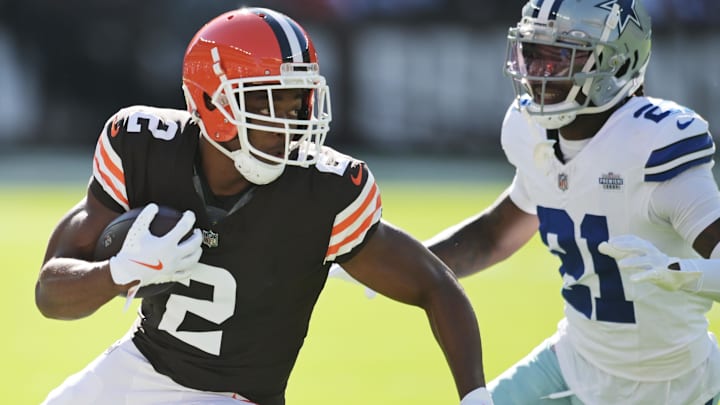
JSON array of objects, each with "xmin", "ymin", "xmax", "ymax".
[{"xmin": 94, "ymin": 205, "xmax": 190, "ymax": 298}]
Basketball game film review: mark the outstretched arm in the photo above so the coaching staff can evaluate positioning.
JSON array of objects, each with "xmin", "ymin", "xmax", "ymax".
[
  {"xmin": 341, "ymin": 220, "xmax": 488, "ymax": 402},
  {"xmin": 425, "ymin": 188, "xmax": 539, "ymax": 278}
]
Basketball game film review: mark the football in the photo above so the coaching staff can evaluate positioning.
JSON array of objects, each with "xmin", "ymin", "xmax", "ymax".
[{"xmin": 94, "ymin": 205, "xmax": 188, "ymax": 298}]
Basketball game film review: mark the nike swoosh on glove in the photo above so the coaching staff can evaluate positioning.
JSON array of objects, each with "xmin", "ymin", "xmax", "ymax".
[
  {"xmin": 598, "ymin": 234, "xmax": 700, "ymax": 291},
  {"xmin": 109, "ymin": 203, "xmax": 203, "ymax": 288}
]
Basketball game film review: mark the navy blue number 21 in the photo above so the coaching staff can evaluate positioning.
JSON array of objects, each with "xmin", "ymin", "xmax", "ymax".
[{"xmin": 537, "ymin": 207, "xmax": 635, "ymax": 324}]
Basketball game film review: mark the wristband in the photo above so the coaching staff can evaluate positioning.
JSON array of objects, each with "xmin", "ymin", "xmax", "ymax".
[{"xmin": 460, "ymin": 387, "xmax": 493, "ymax": 405}]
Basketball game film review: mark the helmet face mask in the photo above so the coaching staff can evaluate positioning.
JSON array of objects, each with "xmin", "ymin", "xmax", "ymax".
[
  {"xmin": 182, "ymin": 8, "xmax": 331, "ymax": 184},
  {"xmin": 505, "ymin": 0, "xmax": 652, "ymax": 129},
  {"xmin": 211, "ymin": 63, "xmax": 330, "ymax": 164}
]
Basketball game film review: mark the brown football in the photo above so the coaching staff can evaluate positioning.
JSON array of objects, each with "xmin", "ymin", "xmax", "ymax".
[{"xmin": 94, "ymin": 205, "xmax": 187, "ymax": 298}]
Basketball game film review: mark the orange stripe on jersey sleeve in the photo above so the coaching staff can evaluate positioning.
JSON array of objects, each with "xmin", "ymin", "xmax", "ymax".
[
  {"xmin": 93, "ymin": 155, "xmax": 128, "ymax": 207},
  {"xmin": 93, "ymin": 136, "xmax": 128, "ymax": 208},
  {"xmin": 97, "ymin": 137, "xmax": 125, "ymax": 183},
  {"xmin": 330, "ymin": 183, "xmax": 377, "ymax": 237},
  {"xmin": 325, "ymin": 193, "xmax": 382, "ymax": 260}
]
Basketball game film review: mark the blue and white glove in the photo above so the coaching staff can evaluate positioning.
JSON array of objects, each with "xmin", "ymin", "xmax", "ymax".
[
  {"xmin": 460, "ymin": 387, "xmax": 493, "ymax": 405},
  {"xmin": 598, "ymin": 235, "xmax": 701, "ymax": 291},
  {"xmin": 109, "ymin": 204, "xmax": 203, "ymax": 305}
]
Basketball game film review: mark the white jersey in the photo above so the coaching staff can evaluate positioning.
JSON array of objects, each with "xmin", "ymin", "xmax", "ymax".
[{"xmin": 502, "ymin": 96, "xmax": 720, "ymax": 384}]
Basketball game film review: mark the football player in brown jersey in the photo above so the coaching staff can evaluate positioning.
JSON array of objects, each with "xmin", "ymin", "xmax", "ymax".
[{"xmin": 35, "ymin": 7, "xmax": 493, "ymax": 405}]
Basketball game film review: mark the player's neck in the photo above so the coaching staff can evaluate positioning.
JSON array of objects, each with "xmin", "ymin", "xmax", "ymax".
[
  {"xmin": 559, "ymin": 110, "xmax": 613, "ymax": 141},
  {"xmin": 558, "ymin": 97, "xmax": 631, "ymax": 141},
  {"xmin": 198, "ymin": 137, "xmax": 254, "ymax": 197}
]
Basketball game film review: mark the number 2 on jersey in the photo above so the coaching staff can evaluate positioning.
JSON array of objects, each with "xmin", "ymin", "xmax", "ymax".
[
  {"xmin": 537, "ymin": 207, "xmax": 636, "ymax": 324},
  {"xmin": 158, "ymin": 263, "xmax": 236, "ymax": 355}
]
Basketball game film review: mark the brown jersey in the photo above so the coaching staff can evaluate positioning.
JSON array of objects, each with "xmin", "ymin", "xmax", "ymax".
[{"xmin": 90, "ymin": 106, "xmax": 382, "ymax": 402}]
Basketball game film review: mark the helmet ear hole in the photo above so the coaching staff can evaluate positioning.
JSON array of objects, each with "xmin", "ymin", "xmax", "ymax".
[
  {"xmin": 203, "ymin": 92, "xmax": 217, "ymax": 111},
  {"xmin": 630, "ymin": 50, "xmax": 640, "ymax": 70},
  {"xmin": 615, "ymin": 59, "xmax": 631, "ymax": 79}
]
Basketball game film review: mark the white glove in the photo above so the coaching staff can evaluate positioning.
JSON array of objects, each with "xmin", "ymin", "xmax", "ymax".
[
  {"xmin": 460, "ymin": 387, "xmax": 493, "ymax": 405},
  {"xmin": 109, "ymin": 203, "xmax": 203, "ymax": 288},
  {"xmin": 327, "ymin": 264, "xmax": 377, "ymax": 299},
  {"xmin": 598, "ymin": 235, "xmax": 700, "ymax": 291}
]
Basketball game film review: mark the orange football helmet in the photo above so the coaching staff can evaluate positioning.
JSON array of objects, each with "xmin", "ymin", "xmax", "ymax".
[{"xmin": 182, "ymin": 7, "xmax": 331, "ymax": 184}]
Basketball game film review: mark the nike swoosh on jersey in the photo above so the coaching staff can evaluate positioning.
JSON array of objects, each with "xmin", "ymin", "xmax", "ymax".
[
  {"xmin": 130, "ymin": 259, "xmax": 164, "ymax": 270},
  {"xmin": 676, "ymin": 118, "xmax": 695, "ymax": 130},
  {"xmin": 110, "ymin": 117, "xmax": 121, "ymax": 137},
  {"xmin": 350, "ymin": 165, "xmax": 363, "ymax": 186}
]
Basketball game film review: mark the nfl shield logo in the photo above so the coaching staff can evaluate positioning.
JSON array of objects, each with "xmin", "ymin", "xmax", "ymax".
[
  {"xmin": 558, "ymin": 173, "xmax": 569, "ymax": 191},
  {"xmin": 202, "ymin": 229, "xmax": 219, "ymax": 248}
]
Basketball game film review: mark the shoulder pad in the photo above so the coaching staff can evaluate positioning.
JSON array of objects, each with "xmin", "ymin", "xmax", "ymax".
[
  {"xmin": 103, "ymin": 106, "xmax": 192, "ymax": 142},
  {"xmin": 93, "ymin": 106, "xmax": 193, "ymax": 210},
  {"xmin": 314, "ymin": 146, "xmax": 354, "ymax": 176},
  {"xmin": 501, "ymin": 103, "xmax": 546, "ymax": 170},
  {"xmin": 320, "ymin": 150, "xmax": 382, "ymax": 263},
  {"xmin": 634, "ymin": 98, "xmax": 714, "ymax": 182}
]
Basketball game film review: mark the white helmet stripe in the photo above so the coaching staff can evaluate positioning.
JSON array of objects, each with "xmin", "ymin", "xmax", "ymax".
[
  {"xmin": 259, "ymin": 8, "xmax": 307, "ymax": 63},
  {"xmin": 534, "ymin": 0, "xmax": 565, "ymax": 22}
]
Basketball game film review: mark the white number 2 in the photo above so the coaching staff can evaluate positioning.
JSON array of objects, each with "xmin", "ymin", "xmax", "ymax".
[
  {"xmin": 127, "ymin": 111, "xmax": 179, "ymax": 140},
  {"xmin": 157, "ymin": 263, "xmax": 236, "ymax": 355}
]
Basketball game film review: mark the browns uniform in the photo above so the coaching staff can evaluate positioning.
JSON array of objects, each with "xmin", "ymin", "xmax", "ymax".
[{"xmin": 91, "ymin": 105, "xmax": 382, "ymax": 402}]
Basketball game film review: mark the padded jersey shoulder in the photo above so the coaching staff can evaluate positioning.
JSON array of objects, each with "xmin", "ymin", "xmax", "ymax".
[
  {"xmin": 499, "ymin": 97, "xmax": 715, "ymax": 183},
  {"xmin": 282, "ymin": 146, "xmax": 383, "ymax": 263},
  {"xmin": 92, "ymin": 106, "xmax": 199, "ymax": 211},
  {"xmin": 619, "ymin": 97, "xmax": 714, "ymax": 182}
]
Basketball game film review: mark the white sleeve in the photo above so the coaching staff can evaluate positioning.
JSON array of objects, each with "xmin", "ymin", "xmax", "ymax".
[
  {"xmin": 507, "ymin": 170, "xmax": 536, "ymax": 215},
  {"xmin": 649, "ymin": 164, "xmax": 720, "ymax": 243}
]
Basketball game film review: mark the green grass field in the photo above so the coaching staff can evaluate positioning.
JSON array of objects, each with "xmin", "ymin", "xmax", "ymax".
[{"xmin": 3, "ymin": 181, "xmax": 719, "ymax": 404}]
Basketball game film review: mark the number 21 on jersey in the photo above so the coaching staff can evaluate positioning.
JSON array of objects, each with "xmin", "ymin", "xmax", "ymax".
[{"xmin": 537, "ymin": 207, "xmax": 636, "ymax": 324}]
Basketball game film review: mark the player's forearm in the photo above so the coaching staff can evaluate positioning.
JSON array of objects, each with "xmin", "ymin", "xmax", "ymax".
[
  {"xmin": 425, "ymin": 219, "xmax": 502, "ymax": 278},
  {"xmin": 425, "ymin": 281, "xmax": 487, "ymax": 399},
  {"xmin": 35, "ymin": 257, "xmax": 126, "ymax": 320},
  {"xmin": 427, "ymin": 236, "xmax": 483, "ymax": 278}
]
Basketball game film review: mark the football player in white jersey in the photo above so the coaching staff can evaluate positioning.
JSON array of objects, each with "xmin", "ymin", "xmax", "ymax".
[{"xmin": 423, "ymin": 0, "xmax": 720, "ymax": 404}]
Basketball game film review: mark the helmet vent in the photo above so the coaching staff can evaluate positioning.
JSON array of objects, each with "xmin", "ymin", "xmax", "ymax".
[
  {"xmin": 203, "ymin": 92, "xmax": 217, "ymax": 111},
  {"xmin": 615, "ymin": 59, "xmax": 631, "ymax": 78},
  {"xmin": 630, "ymin": 50, "xmax": 639, "ymax": 70}
]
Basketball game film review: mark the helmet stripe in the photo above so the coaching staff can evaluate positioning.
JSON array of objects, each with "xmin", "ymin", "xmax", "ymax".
[
  {"xmin": 254, "ymin": 9, "xmax": 310, "ymax": 63},
  {"xmin": 534, "ymin": 0, "xmax": 565, "ymax": 21},
  {"xmin": 547, "ymin": 0, "xmax": 566, "ymax": 20},
  {"xmin": 531, "ymin": 0, "xmax": 545, "ymax": 18},
  {"xmin": 287, "ymin": 21, "xmax": 310, "ymax": 63}
]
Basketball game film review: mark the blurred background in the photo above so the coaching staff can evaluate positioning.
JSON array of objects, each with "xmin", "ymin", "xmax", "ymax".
[
  {"xmin": 2, "ymin": 3, "xmax": 720, "ymax": 402},
  {"xmin": 0, "ymin": 0, "xmax": 719, "ymax": 161}
]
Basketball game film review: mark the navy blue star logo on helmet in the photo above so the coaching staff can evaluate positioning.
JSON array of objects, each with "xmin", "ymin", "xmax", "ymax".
[{"xmin": 596, "ymin": 0, "xmax": 642, "ymax": 33}]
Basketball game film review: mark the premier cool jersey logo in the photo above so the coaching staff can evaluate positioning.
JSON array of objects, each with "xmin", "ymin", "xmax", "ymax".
[{"xmin": 599, "ymin": 172, "xmax": 624, "ymax": 190}]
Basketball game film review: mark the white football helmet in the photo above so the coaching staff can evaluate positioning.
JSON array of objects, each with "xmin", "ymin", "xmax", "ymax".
[
  {"xmin": 505, "ymin": 0, "xmax": 652, "ymax": 129},
  {"xmin": 182, "ymin": 8, "xmax": 331, "ymax": 184}
]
